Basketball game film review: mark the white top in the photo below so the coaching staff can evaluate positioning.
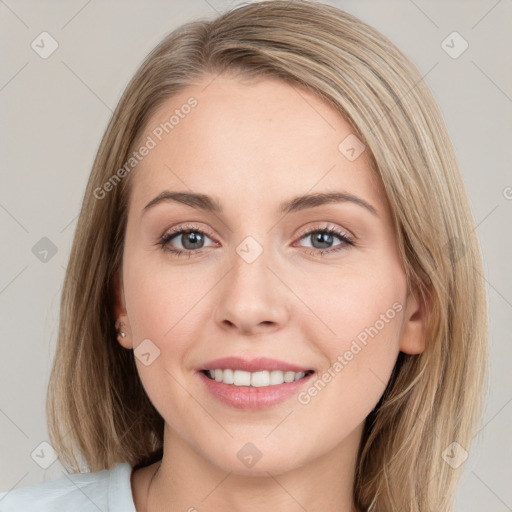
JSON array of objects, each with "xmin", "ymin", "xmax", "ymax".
[{"xmin": 0, "ymin": 462, "xmax": 136, "ymax": 511}]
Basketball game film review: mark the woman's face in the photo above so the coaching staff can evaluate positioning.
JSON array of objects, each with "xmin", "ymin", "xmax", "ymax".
[{"xmin": 116, "ymin": 74, "xmax": 425, "ymax": 475}]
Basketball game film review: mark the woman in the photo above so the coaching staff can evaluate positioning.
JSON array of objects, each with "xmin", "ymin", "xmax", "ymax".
[{"xmin": 0, "ymin": 1, "xmax": 487, "ymax": 511}]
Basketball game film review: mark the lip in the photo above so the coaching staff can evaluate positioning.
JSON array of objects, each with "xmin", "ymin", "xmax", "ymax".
[
  {"xmin": 198, "ymin": 370, "xmax": 315, "ymax": 410},
  {"xmin": 199, "ymin": 356, "xmax": 312, "ymax": 373}
]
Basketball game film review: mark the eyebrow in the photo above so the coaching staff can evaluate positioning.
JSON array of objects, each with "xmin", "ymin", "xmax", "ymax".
[{"xmin": 142, "ymin": 190, "xmax": 378, "ymax": 217}]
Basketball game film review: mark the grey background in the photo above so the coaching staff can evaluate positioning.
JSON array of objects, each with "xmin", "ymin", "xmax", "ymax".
[{"xmin": 1, "ymin": 0, "xmax": 511, "ymax": 510}]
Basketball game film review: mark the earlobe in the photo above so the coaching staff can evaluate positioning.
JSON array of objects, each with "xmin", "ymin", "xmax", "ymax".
[
  {"xmin": 399, "ymin": 284, "xmax": 430, "ymax": 355},
  {"xmin": 116, "ymin": 318, "xmax": 133, "ymax": 349}
]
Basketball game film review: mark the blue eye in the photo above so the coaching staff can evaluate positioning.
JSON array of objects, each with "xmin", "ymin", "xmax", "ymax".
[
  {"xmin": 297, "ymin": 225, "xmax": 354, "ymax": 256},
  {"xmin": 158, "ymin": 224, "xmax": 216, "ymax": 258},
  {"xmin": 158, "ymin": 223, "xmax": 354, "ymax": 258}
]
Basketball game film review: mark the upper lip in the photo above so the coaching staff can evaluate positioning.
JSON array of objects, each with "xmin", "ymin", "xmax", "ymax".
[{"xmin": 199, "ymin": 357, "xmax": 313, "ymax": 373}]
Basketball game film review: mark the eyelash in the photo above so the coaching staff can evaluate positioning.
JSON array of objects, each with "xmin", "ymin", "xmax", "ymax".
[{"xmin": 157, "ymin": 223, "xmax": 354, "ymax": 258}]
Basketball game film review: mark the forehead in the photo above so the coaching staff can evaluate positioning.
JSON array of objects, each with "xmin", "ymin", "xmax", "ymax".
[{"xmin": 128, "ymin": 74, "xmax": 385, "ymax": 217}]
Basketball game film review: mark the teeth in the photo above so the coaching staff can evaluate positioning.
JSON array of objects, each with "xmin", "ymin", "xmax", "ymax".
[
  {"xmin": 205, "ymin": 369, "xmax": 309, "ymax": 387},
  {"xmin": 222, "ymin": 368, "xmax": 234, "ymax": 384},
  {"xmin": 284, "ymin": 371, "xmax": 295, "ymax": 383},
  {"xmin": 234, "ymin": 370, "xmax": 251, "ymax": 386}
]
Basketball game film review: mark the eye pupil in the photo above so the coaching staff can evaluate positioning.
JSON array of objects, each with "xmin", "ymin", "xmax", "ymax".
[
  {"xmin": 312, "ymin": 232, "xmax": 333, "ymax": 249},
  {"xmin": 182, "ymin": 231, "xmax": 204, "ymax": 250}
]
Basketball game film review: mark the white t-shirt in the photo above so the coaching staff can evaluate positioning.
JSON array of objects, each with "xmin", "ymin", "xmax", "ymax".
[{"xmin": 0, "ymin": 462, "xmax": 136, "ymax": 511}]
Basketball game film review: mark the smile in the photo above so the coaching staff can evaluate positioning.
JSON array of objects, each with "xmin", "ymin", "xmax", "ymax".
[{"xmin": 202, "ymin": 369, "xmax": 314, "ymax": 387}]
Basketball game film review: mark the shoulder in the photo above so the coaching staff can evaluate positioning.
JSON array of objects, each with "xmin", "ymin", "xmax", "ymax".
[{"xmin": 0, "ymin": 462, "xmax": 136, "ymax": 512}]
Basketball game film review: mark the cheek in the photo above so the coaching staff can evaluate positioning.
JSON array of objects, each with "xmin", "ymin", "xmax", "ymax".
[
  {"xmin": 122, "ymin": 248, "xmax": 204, "ymax": 344},
  {"xmin": 302, "ymin": 260, "xmax": 406, "ymax": 410},
  {"xmin": 121, "ymin": 254, "xmax": 204, "ymax": 421},
  {"xmin": 296, "ymin": 262, "xmax": 406, "ymax": 408},
  {"xmin": 296, "ymin": 260, "xmax": 406, "ymax": 351},
  {"xmin": 121, "ymin": 250, "xmax": 216, "ymax": 414}
]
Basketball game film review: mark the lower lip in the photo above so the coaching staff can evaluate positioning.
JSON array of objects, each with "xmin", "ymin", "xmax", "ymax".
[{"xmin": 198, "ymin": 371, "xmax": 314, "ymax": 410}]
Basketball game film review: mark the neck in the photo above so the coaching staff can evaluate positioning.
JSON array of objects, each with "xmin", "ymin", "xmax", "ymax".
[{"xmin": 144, "ymin": 422, "xmax": 363, "ymax": 512}]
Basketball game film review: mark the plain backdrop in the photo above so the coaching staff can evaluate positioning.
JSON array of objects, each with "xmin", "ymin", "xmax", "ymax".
[{"xmin": 1, "ymin": 1, "xmax": 511, "ymax": 510}]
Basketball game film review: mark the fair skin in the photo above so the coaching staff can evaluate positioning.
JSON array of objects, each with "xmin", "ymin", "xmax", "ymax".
[{"xmin": 114, "ymin": 73, "xmax": 427, "ymax": 511}]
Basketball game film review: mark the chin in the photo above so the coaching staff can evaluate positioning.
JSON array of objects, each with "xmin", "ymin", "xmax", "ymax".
[{"xmin": 199, "ymin": 438, "xmax": 310, "ymax": 477}]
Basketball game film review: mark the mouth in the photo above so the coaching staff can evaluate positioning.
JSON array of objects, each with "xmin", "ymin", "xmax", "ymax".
[
  {"xmin": 201, "ymin": 368, "xmax": 315, "ymax": 387},
  {"xmin": 197, "ymin": 356, "xmax": 316, "ymax": 409}
]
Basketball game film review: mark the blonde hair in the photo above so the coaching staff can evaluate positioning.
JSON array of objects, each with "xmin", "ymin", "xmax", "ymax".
[{"xmin": 47, "ymin": 1, "xmax": 488, "ymax": 510}]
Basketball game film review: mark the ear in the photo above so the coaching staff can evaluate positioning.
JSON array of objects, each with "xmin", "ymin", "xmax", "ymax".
[
  {"xmin": 113, "ymin": 270, "xmax": 133, "ymax": 350},
  {"xmin": 399, "ymin": 283, "xmax": 430, "ymax": 355}
]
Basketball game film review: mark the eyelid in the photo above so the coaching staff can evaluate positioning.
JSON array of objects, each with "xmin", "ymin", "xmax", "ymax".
[
  {"xmin": 295, "ymin": 222, "xmax": 354, "ymax": 242},
  {"xmin": 161, "ymin": 222, "xmax": 217, "ymax": 240}
]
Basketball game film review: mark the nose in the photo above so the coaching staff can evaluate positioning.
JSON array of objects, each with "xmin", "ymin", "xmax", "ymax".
[{"xmin": 214, "ymin": 249, "xmax": 291, "ymax": 337}]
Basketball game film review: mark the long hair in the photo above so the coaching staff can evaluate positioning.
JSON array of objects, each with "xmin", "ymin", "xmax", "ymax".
[{"xmin": 46, "ymin": 2, "xmax": 488, "ymax": 510}]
